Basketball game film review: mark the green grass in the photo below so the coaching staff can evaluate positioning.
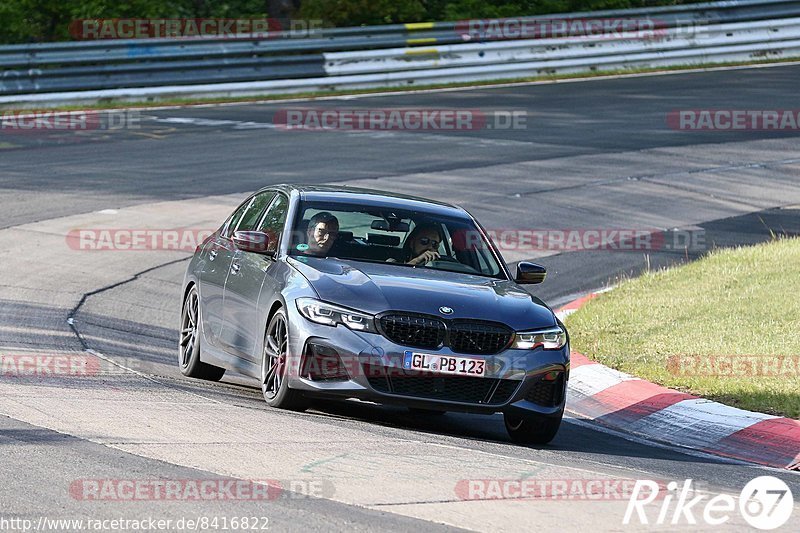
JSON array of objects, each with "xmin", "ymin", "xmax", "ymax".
[
  {"xmin": 2, "ymin": 56, "xmax": 799, "ymax": 113},
  {"xmin": 567, "ymin": 237, "xmax": 800, "ymax": 419}
]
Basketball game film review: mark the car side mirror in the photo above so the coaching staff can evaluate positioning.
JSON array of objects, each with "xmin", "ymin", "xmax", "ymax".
[
  {"xmin": 232, "ymin": 231, "xmax": 272, "ymax": 255},
  {"xmin": 516, "ymin": 262, "xmax": 547, "ymax": 284}
]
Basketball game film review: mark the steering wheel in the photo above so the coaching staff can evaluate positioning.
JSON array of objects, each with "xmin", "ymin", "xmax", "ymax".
[
  {"xmin": 424, "ymin": 256, "xmax": 459, "ymax": 267},
  {"xmin": 424, "ymin": 255, "xmax": 482, "ymax": 275}
]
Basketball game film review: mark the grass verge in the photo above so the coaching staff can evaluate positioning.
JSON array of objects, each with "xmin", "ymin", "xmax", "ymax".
[
  {"xmin": 2, "ymin": 56, "xmax": 799, "ymax": 113},
  {"xmin": 567, "ymin": 237, "xmax": 800, "ymax": 419}
]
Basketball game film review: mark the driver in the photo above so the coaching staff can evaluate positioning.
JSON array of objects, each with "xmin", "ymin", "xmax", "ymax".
[
  {"xmin": 304, "ymin": 211, "xmax": 339, "ymax": 257},
  {"xmin": 396, "ymin": 223, "xmax": 445, "ymax": 265}
]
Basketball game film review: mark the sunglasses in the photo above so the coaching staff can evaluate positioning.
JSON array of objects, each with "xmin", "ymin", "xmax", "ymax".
[{"xmin": 418, "ymin": 237, "xmax": 440, "ymax": 247}]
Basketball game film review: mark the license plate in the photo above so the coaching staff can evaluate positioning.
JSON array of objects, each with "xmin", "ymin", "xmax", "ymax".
[{"xmin": 402, "ymin": 351, "xmax": 486, "ymax": 377}]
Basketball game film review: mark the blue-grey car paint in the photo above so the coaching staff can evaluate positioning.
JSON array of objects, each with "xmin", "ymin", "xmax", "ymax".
[{"xmin": 182, "ymin": 184, "xmax": 569, "ymax": 416}]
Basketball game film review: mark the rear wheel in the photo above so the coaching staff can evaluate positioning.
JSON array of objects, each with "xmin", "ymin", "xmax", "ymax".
[
  {"xmin": 179, "ymin": 286, "xmax": 225, "ymax": 381},
  {"xmin": 504, "ymin": 409, "xmax": 563, "ymax": 445},
  {"xmin": 261, "ymin": 308, "xmax": 308, "ymax": 411}
]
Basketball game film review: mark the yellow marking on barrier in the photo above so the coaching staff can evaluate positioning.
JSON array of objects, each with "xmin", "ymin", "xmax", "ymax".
[
  {"xmin": 405, "ymin": 48, "xmax": 439, "ymax": 56},
  {"xmin": 0, "ymin": 142, "xmax": 17, "ymax": 149},
  {"xmin": 407, "ymin": 38, "xmax": 437, "ymax": 45},
  {"xmin": 405, "ymin": 22, "xmax": 435, "ymax": 31}
]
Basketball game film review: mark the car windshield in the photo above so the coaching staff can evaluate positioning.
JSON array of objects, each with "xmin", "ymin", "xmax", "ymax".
[{"xmin": 288, "ymin": 201, "xmax": 505, "ymax": 279}]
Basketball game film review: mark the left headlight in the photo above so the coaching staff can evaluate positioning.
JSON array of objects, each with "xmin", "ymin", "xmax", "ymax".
[
  {"xmin": 511, "ymin": 327, "xmax": 567, "ymax": 350},
  {"xmin": 296, "ymin": 298, "xmax": 378, "ymax": 333}
]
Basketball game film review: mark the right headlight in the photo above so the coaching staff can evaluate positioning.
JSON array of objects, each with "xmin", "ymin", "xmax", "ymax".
[
  {"xmin": 511, "ymin": 327, "xmax": 567, "ymax": 350},
  {"xmin": 296, "ymin": 298, "xmax": 378, "ymax": 333}
]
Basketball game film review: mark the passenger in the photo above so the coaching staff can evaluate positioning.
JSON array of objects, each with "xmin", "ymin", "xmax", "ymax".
[
  {"xmin": 393, "ymin": 223, "xmax": 445, "ymax": 265},
  {"xmin": 304, "ymin": 212, "xmax": 339, "ymax": 257}
]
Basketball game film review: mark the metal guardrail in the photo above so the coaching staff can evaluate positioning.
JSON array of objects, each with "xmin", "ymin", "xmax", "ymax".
[
  {"xmin": 324, "ymin": 18, "xmax": 800, "ymax": 75},
  {"xmin": 1, "ymin": 0, "xmax": 800, "ymax": 103}
]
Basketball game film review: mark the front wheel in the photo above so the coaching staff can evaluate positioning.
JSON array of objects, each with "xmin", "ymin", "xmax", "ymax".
[
  {"xmin": 261, "ymin": 308, "xmax": 308, "ymax": 411},
  {"xmin": 178, "ymin": 286, "xmax": 225, "ymax": 381},
  {"xmin": 504, "ymin": 410, "xmax": 563, "ymax": 445}
]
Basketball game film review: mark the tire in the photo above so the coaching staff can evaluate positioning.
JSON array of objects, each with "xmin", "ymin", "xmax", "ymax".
[
  {"xmin": 179, "ymin": 285, "xmax": 226, "ymax": 382},
  {"xmin": 408, "ymin": 408, "xmax": 447, "ymax": 416},
  {"xmin": 261, "ymin": 308, "xmax": 309, "ymax": 411},
  {"xmin": 504, "ymin": 409, "xmax": 563, "ymax": 445}
]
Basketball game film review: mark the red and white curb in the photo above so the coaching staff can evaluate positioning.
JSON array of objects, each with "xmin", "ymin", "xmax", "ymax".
[{"xmin": 557, "ymin": 291, "xmax": 800, "ymax": 471}]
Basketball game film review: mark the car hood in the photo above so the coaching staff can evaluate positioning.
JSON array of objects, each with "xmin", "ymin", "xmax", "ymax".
[{"xmin": 287, "ymin": 257, "xmax": 556, "ymax": 331}]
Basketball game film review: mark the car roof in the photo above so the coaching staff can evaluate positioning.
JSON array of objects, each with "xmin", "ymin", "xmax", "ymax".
[{"xmin": 260, "ymin": 184, "xmax": 469, "ymax": 218}]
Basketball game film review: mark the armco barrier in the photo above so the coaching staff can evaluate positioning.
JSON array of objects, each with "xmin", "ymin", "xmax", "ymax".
[
  {"xmin": 2, "ymin": 0, "xmax": 800, "ymax": 105},
  {"xmin": 323, "ymin": 17, "xmax": 800, "ymax": 76}
]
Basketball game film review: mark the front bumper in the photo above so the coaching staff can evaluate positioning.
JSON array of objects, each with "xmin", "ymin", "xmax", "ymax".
[{"xmin": 285, "ymin": 304, "xmax": 569, "ymax": 415}]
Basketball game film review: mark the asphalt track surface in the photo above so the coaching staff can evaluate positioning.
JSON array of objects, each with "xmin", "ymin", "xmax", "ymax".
[{"xmin": 1, "ymin": 64, "xmax": 800, "ymax": 531}]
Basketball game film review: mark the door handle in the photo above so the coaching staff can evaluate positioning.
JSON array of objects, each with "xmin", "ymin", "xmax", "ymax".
[
  {"xmin": 209, "ymin": 250, "xmax": 218, "ymax": 261},
  {"xmin": 231, "ymin": 263, "xmax": 241, "ymax": 274}
]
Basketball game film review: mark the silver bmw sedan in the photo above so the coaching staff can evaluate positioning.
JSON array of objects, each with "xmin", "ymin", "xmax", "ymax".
[{"xmin": 180, "ymin": 184, "xmax": 569, "ymax": 444}]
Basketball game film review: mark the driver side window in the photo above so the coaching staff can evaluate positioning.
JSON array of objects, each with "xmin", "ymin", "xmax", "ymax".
[
  {"xmin": 223, "ymin": 192, "xmax": 275, "ymax": 239},
  {"xmin": 236, "ymin": 192, "xmax": 275, "ymax": 233},
  {"xmin": 256, "ymin": 194, "xmax": 289, "ymax": 254},
  {"xmin": 223, "ymin": 200, "xmax": 251, "ymax": 238}
]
